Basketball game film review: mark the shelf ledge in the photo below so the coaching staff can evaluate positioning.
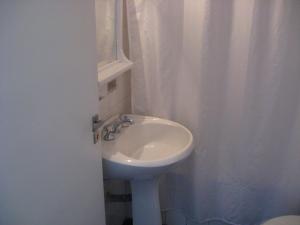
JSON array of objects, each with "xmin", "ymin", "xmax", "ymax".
[{"xmin": 98, "ymin": 60, "xmax": 133, "ymax": 84}]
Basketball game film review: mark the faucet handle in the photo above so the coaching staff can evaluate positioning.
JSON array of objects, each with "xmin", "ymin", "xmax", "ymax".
[
  {"xmin": 119, "ymin": 114, "xmax": 134, "ymax": 126},
  {"xmin": 112, "ymin": 123, "xmax": 122, "ymax": 133},
  {"xmin": 102, "ymin": 126, "xmax": 116, "ymax": 141},
  {"xmin": 104, "ymin": 132, "xmax": 115, "ymax": 141},
  {"xmin": 106, "ymin": 124, "xmax": 117, "ymax": 133}
]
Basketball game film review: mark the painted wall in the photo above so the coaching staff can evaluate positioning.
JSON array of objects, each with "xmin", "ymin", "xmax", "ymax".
[
  {"xmin": 97, "ymin": 2, "xmax": 133, "ymax": 225},
  {"xmin": 97, "ymin": 0, "xmax": 132, "ymax": 121},
  {"xmin": 98, "ymin": 72, "xmax": 131, "ymax": 120},
  {"xmin": 0, "ymin": 1, "xmax": 106, "ymax": 225}
]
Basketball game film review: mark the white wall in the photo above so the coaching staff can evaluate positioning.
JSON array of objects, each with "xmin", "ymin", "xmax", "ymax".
[
  {"xmin": 97, "ymin": 0, "xmax": 132, "ymax": 122},
  {"xmin": 97, "ymin": 2, "xmax": 132, "ymax": 224},
  {"xmin": 0, "ymin": 1, "xmax": 106, "ymax": 225},
  {"xmin": 98, "ymin": 72, "xmax": 131, "ymax": 120}
]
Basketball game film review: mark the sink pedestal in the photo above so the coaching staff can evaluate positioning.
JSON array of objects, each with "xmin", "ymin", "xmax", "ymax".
[
  {"xmin": 101, "ymin": 115, "xmax": 194, "ymax": 225},
  {"xmin": 131, "ymin": 177, "xmax": 161, "ymax": 225}
]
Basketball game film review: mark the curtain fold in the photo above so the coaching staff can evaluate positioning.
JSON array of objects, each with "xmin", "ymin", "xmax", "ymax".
[{"xmin": 127, "ymin": 0, "xmax": 300, "ymax": 224}]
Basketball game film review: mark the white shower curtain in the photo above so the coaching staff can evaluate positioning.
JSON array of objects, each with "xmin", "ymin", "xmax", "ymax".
[{"xmin": 127, "ymin": 0, "xmax": 300, "ymax": 225}]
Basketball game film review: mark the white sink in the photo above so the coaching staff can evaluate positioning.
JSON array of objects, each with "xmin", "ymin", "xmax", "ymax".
[{"xmin": 101, "ymin": 114, "xmax": 194, "ymax": 225}]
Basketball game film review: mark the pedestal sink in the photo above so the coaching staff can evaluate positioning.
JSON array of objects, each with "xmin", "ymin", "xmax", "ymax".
[{"xmin": 101, "ymin": 114, "xmax": 194, "ymax": 225}]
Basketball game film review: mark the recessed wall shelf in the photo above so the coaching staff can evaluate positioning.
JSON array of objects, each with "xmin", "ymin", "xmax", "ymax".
[
  {"xmin": 98, "ymin": 60, "xmax": 133, "ymax": 84},
  {"xmin": 96, "ymin": 0, "xmax": 133, "ymax": 85}
]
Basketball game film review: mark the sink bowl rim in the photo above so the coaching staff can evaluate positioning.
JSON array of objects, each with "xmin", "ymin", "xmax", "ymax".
[{"xmin": 101, "ymin": 114, "xmax": 194, "ymax": 168}]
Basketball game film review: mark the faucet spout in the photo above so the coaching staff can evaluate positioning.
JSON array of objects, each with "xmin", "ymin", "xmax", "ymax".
[{"xmin": 102, "ymin": 115, "xmax": 134, "ymax": 141}]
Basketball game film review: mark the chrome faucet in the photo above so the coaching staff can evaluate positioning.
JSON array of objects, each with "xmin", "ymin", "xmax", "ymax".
[
  {"xmin": 102, "ymin": 125, "xmax": 116, "ymax": 141},
  {"xmin": 119, "ymin": 114, "xmax": 134, "ymax": 127},
  {"xmin": 102, "ymin": 114, "xmax": 134, "ymax": 141}
]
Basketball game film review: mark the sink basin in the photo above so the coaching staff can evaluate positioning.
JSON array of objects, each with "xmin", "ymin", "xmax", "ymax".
[
  {"xmin": 101, "ymin": 114, "xmax": 193, "ymax": 179},
  {"xmin": 100, "ymin": 114, "xmax": 194, "ymax": 225}
]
